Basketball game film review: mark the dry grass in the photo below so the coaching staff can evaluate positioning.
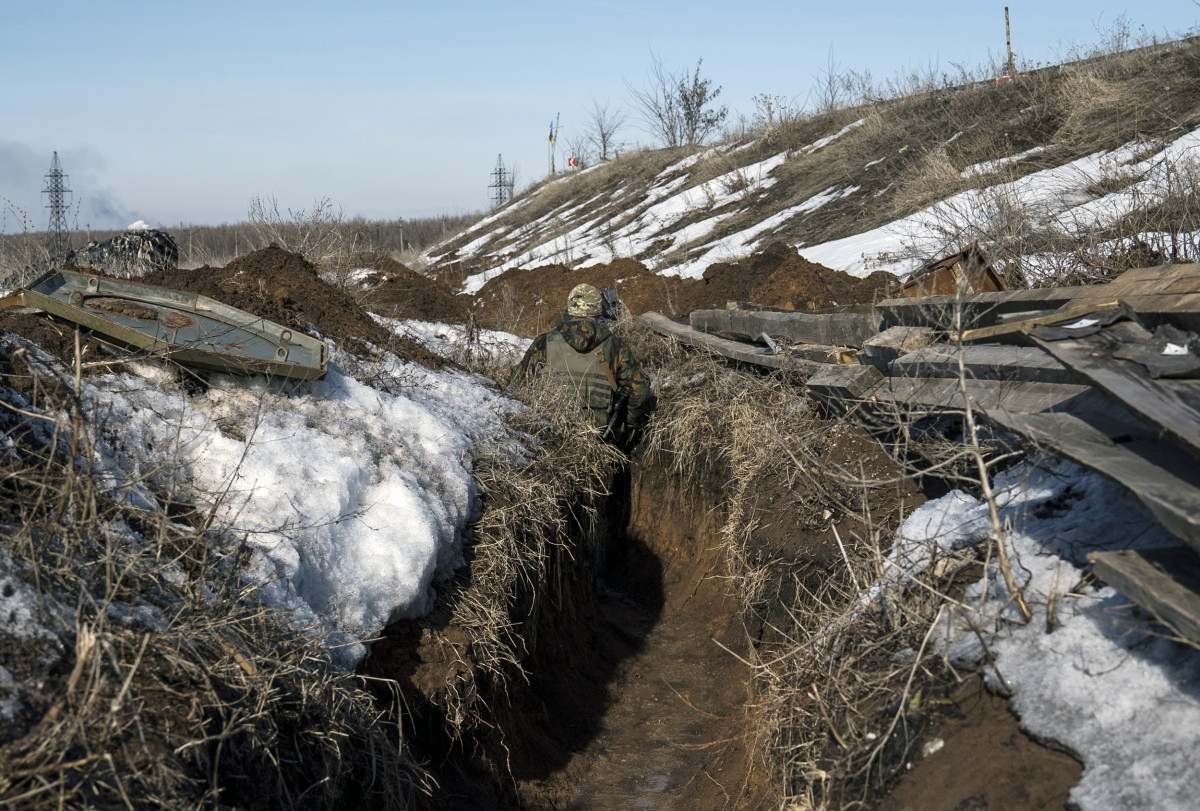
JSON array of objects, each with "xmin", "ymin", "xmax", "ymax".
[
  {"xmin": 387, "ymin": 364, "xmax": 625, "ymax": 776},
  {"xmin": 626, "ymin": 307, "xmax": 1037, "ymax": 809},
  {"xmin": 0, "ymin": 335, "xmax": 431, "ymax": 810}
]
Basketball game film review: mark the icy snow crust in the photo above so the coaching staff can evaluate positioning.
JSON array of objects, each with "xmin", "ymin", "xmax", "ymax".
[
  {"xmin": 82, "ymin": 341, "xmax": 511, "ymax": 668},
  {"xmin": 887, "ymin": 457, "xmax": 1200, "ymax": 809}
]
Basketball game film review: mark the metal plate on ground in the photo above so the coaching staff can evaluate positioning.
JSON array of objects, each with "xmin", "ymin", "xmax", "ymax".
[{"xmin": 21, "ymin": 269, "xmax": 327, "ymax": 380}]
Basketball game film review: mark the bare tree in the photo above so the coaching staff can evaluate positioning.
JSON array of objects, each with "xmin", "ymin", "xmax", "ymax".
[
  {"xmin": 563, "ymin": 131, "xmax": 594, "ymax": 169},
  {"xmin": 810, "ymin": 47, "xmax": 853, "ymax": 115},
  {"xmin": 626, "ymin": 54, "xmax": 727, "ymax": 147},
  {"xmin": 586, "ymin": 99, "xmax": 626, "ymax": 161}
]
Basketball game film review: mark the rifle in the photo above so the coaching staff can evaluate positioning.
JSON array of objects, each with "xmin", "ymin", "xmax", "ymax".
[
  {"xmin": 600, "ymin": 287, "xmax": 626, "ymax": 322},
  {"xmin": 602, "ymin": 387, "xmax": 631, "ymax": 443}
]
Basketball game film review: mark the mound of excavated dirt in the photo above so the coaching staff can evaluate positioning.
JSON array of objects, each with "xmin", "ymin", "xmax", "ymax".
[
  {"xmin": 465, "ymin": 243, "xmax": 896, "ymax": 337},
  {"xmin": 680, "ymin": 241, "xmax": 898, "ymax": 314},
  {"xmin": 356, "ymin": 255, "xmax": 470, "ymax": 324},
  {"xmin": 142, "ymin": 246, "xmax": 445, "ymax": 368}
]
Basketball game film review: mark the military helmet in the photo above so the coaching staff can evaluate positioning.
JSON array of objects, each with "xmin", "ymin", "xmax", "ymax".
[{"xmin": 567, "ymin": 283, "xmax": 603, "ymax": 317}]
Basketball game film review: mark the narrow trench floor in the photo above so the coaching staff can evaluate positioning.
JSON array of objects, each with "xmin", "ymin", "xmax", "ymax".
[
  {"xmin": 516, "ymin": 458, "xmax": 771, "ymax": 810},
  {"xmin": 527, "ymin": 576, "xmax": 765, "ymax": 810}
]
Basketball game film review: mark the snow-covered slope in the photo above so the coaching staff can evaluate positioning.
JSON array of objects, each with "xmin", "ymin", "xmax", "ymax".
[{"xmin": 426, "ymin": 45, "xmax": 1200, "ymax": 292}]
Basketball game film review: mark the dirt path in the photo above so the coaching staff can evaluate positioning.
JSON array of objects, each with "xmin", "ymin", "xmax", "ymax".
[
  {"xmin": 527, "ymin": 463, "xmax": 769, "ymax": 810},
  {"xmin": 549, "ymin": 580, "xmax": 759, "ymax": 809}
]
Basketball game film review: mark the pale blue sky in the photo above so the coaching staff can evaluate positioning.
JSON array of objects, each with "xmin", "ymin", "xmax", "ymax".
[{"xmin": 2, "ymin": 1, "xmax": 1196, "ymax": 232}]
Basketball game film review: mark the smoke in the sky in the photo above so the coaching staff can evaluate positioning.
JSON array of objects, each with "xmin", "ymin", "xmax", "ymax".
[{"xmin": 0, "ymin": 141, "xmax": 134, "ymax": 233}]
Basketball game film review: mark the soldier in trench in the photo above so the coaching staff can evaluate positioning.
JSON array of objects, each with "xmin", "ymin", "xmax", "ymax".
[{"xmin": 511, "ymin": 282, "xmax": 655, "ymax": 450}]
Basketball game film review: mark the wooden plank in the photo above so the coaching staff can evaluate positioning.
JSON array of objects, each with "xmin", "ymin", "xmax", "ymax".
[
  {"xmin": 958, "ymin": 299, "xmax": 1120, "ymax": 342},
  {"xmin": 874, "ymin": 287, "xmax": 1100, "ymax": 331},
  {"xmin": 1032, "ymin": 321, "xmax": 1200, "ymax": 459},
  {"xmin": 985, "ymin": 410, "xmax": 1200, "ymax": 552},
  {"xmin": 690, "ymin": 308, "xmax": 878, "ymax": 348},
  {"xmin": 807, "ymin": 364, "xmax": 883, "ymax": 401},
  {"xmin": 865, "ymin": 377, "xmax": 1089, "ymax": 416},
  {"xmin": 874, "ymin": 263, "xmax": 1200, "ymax": 331},
  {"xmin": 790, "ymin": 344, "xmax": 859, "ymax": 364},
  {"xmin": 1105, "ymin": 262, "xmax": 1200, "ymax": 293},
  {"xmin": 891, "ymin": 345, "xmax": 1076, "ymax": 384},
  {"xmin": 860, "ymin": 326, "xmax": 935, "ymax": 372},
  {"xmin": 1090, "ymin": 547, "xmax": 1200, "ymax": 644},
  {"xmin": 639, "ymin": 311, "xmax": 824, "ymax": 373}
]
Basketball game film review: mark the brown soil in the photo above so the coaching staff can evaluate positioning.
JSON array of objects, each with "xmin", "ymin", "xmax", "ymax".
[
  {"xmin": 355, "ymin": 255, "xmax": 471, "ymax": 324},
  {"xmin": 878, "ymin": 678, "xmax": 1083, "ymax": 811},
  {"xmin": 0, "ymin": 311, "xmax": 108, "ymax": 369},
  {"xmin": 138, "ymin": 245, "xmax": 446, "ymax": 369},
  {"xmin": 526, "ymin": 460, "xmax": 765, "ymax": 809},
  {"xmin": 467, "ymin": 243, "xmax": 896, "ymax": 336}
]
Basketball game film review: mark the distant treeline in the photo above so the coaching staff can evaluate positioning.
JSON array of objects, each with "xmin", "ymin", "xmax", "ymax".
[{"xmin": 0, "ymin": 210, "xmax": 481, "ymax": 284}]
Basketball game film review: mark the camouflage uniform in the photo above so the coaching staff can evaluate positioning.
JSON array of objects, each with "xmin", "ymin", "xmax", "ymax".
[{"xmin": 513, "ymin": 309, "xmax": 655, "ymax": 434}]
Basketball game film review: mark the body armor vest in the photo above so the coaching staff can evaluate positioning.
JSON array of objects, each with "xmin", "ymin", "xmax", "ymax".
[{"xmin": 545, "ymin": 330, "xmax": 616, "ymax": 425}]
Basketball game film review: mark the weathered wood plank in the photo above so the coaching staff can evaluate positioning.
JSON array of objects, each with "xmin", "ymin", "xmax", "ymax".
[
  {"xmin": 985, "ymin": 410, "xmax": 1200, "ymax": 551},
  {"xmin": 1032, "ymin": 321, "xmax": 1200, "ymax": 459},
  {"xmin": 689, "ymin": 308, "xmax": 878, "ymax": 348},
  {"xmin": 1090, "ymin": 547, "xmax": 1200, "ymax": 644},
  {"xmin": 860, "ymin": 326, "xmax": 935, "ymax": 372},
  {"xmin": 958, "ymin": 300, "xmax": 1120, "ymax": 342},
  {"xmin": 1105, "ymin": 262, "xmax": 1200, "ymax": 293},
  {"xmin": 639, "ymin": 311, "xmax": 824, "ymax": 372},
  {"xmin": 806, "ymin": 364, "xmax": 883, "ymax": 412},
  {"xmin": 891, "ymin": 345, "xmax": 1076, "ymax": 384},
  {"xmin": 866, "ymin": 377, "xmax": 1089, "ymax": 417},
  {"xmin": 874, "ymin": 287, "xmax": 1098, "ymax": 331},
  {"xmin": 874, "ymin": 264, "xmax": 1200, "ymax": 331}
]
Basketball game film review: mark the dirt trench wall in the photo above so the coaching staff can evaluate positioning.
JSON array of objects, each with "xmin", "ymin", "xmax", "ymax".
[{"xmin": 360, "ymin": 447, "xmax": 757, "ymax": 809}]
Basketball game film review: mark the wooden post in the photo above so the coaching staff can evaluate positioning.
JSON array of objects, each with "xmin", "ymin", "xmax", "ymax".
[{"xmin": 1005, "ymin": 7, "xmax": 1016, "ymax": 78}]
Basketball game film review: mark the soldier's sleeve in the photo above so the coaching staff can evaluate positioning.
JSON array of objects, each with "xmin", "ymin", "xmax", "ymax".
[
  {"xmin": 510, "ymin": 334, "xmax": 548, "ymax": 387},
  {"xmin": 613, "ymin": 343, "xmax": 655, "ymax": 426}
]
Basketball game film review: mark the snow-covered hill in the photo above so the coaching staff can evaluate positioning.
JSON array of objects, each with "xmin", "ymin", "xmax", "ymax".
[{"xmin": 426, "ymin": 38, "xmax": 1200, "ymax": 295}]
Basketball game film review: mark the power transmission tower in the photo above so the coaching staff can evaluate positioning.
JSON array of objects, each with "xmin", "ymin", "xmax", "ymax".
[
  {"xmin": 489, "ymin": 154, "xmax": 513, "ymax": 208},
  {"xmin": 43, "ymin": 151, "xmax": 72, "ymax": 263}
]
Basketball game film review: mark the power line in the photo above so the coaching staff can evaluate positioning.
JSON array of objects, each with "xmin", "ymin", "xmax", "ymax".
[
  {"xmin": 43, "ymin": 151, "xmax": 72, "ymax": 263},
  {"xmin": 489, "ymin": 154, "xmax": 513, "ymax": 208}
]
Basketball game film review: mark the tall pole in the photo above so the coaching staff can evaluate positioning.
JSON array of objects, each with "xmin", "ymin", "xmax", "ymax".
[
  {"xmin": 42, "ymin": 151, "xmax": 72, "ymax": 264},
  {"xmin": 1005, "ymin": 7, "xmax": 1015, "ymax": 79}
]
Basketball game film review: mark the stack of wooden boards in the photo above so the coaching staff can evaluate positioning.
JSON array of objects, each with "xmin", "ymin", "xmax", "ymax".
[{"xmin": 639, "ymin": 262, "xmax": 1200, "ymax": 645}]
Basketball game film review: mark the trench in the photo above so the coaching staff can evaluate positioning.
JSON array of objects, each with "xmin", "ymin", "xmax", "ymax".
[{"xmin": 361, "ymin": 451, "xmax": 768, "ymax": 810}]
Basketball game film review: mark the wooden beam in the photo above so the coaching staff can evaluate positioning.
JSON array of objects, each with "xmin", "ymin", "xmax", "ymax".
[
  {"xmin": 958, "ymin": 299, "xmax": 1120, "ymax": 342},
  {"xmin": 860, "ymin": 326, "xmax": 935, "ymax": 372},
  {"xmin": 1090, "ymin": 547, "xmax": 1200, "ymax": 645},
  {"xmin": 873, "ymin": 263, "xmax": 1200, "ymax": 331},
  {"xmin": 806, "ymin": 364, "xmax": 884, "ymax": 411},
  {"xmin": 689, "ymin": 308, "xmax": 878, "ymax": 348},
  {"xmin": 866, "ymin": 377, "xmax": 1089, "ymax": 417},
  {"xmin": 1032, "ymin": 321, "xmax": 1200, "ymax": 460},
  {"xmin": 891, "ymin": 345, "xmax": 1076, "ymax": 384},
  {"xmin": 985, "ymin": 410, "xmax": 1200, "ymax": 552},
  {"xmin": 639, "ymin": 311, "xmax": 824, "ymax": 373}
]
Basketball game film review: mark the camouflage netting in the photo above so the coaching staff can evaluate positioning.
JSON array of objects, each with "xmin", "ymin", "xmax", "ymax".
[{"xmin": 66, "ymin": 228, "xmax": 179, "ymax": 277}]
